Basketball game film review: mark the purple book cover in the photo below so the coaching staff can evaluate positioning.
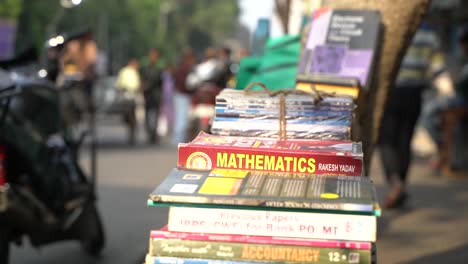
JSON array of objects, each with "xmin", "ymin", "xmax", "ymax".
[{"xmin": 297, "ymin": 8, "xmax": 381, "ymax": 89}]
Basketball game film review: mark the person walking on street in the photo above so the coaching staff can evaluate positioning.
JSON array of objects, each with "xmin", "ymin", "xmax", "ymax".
[
  {"xmin": 421, "ymin": 28, "xmax": 468, "ymax": 170},
  {"xmin": 216, "ymin": 47, "xmax": 232, "ymax": 88},
  {"xmin": 140, "ymin": 48, "xmax": 163, "ymax": 144},
  {"xmin": 116, "ymin": 58, "xmax": 141, "ymax": 145},
  {"xmin": 379, "ymin": 23, "xmax": 445, "ymax": 209},
  {"xmin": 172, "ymin": 48, "xmax": 196, "ymax": 145},
  {"xmin": 116, "ymin": 58, "xmax": 141, "ymax": 96},
  {"xmin": 161, "ymin": 63, "xmax": 176, "ymax": 137}
]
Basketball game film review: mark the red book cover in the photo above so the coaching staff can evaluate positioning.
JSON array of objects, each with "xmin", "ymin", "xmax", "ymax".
[{"xmin": 178, "ymin": 132, "xmax": 363, "ymax": 176}]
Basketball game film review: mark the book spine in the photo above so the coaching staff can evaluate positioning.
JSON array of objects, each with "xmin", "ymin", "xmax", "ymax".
[
  {"xmin": 149, "ymin": 239, "xmax": 372, "ymax": 264},
  {"xmin": 178, "ymin": 145, "xmax": 362, "ymax": 176},
  {"xmin": 150, "ymin": 230, "xmax": 372, "ymax": 250},
  {"xmin": 296, "ymin": 73, "xmax": 361, "ymax": 88},
  {"xmin": 146, "ymin": 255, "xmax": 261, "ymax": 264},
  {"xmin": 213, "ymin": 117, "xmax": 351, "ymax": 126},
  {"xmin": 296, "ymin": 82, "xmax": 359, "ymax": 99},
  {"xmin": 168, "ymin": 207, "xmax": 376, "ymax": 242},
  {"xmin": 215, "ymin": 108, "xmax": 353, "ymax": 116},
  {"xmin": 209, "ymin": 129, "xmax": 350, "ymax": 141},
  {"xmin": 147, "ymin": 199, "xmax": 374, "ymax": 214}
]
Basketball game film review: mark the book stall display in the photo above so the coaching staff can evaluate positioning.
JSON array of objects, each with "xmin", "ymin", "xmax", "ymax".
[{"xmin": 142, "ymin": 7, "xmax": 386, "ymax": 264}]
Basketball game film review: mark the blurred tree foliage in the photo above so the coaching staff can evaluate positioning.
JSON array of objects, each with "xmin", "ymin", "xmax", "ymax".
[
  {"xmin": 14, "ymin": 0, "xmax": 60, "ymax": 53},
  {"xmin": 0, "ymin": 0, "xmax": 22, "ymax": 20},
  {"xmin": 12, "ymin": 0, "xmax": 239, "ymax": 72},
  {"xmin": 0, "ymin": 0, "xmax": 21, "ymax": 19}
]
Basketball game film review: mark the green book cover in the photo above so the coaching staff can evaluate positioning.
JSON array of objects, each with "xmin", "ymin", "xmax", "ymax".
[
  {"xmin": 149, "ymin": 238, "xmax": 372, "ymax": 264},
  {"xmin": 149, "ymin": 168, "xmax": 380, "ymax": 215}
]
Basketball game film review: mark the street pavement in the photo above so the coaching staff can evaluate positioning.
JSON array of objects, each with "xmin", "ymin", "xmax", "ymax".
[{"xmin": 9, "ymin": 122, "xmax": 468, "ymax": 264}]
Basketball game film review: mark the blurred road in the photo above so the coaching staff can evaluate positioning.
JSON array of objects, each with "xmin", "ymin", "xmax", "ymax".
[{"xmin": 9, "ymin": 121, "xmax": 468, "ymax": 264}]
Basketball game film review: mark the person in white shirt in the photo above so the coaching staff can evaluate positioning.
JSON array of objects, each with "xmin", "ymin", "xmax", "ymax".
[{"xmin": 116, "ymin": 58, "xmax": 141, "ymax": 96}]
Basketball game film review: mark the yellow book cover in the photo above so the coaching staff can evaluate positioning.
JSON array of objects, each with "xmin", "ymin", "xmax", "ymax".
[{"xmin": 296, "ymin": 82, "xmax": 359, "ymax": 99}]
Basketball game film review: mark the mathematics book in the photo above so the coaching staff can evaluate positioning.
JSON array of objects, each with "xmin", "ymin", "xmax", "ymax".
[
  {"xmin": 178, "ymin": 132, "xmax": 363, "ymax": 176},
  {"xmin": 296, "ymin": 8, "xmax": 382, "ymax": 98},
  {"xmin": 148, "ymin": 168, "xmax": 380, "ymax": 215},
  {"xmin": 166, "ymin": 207, "xmax": 376, "ymax": 242},
  {"xmin": 148, "ymin": 230, "xmax": 373, "ymax": 263}
]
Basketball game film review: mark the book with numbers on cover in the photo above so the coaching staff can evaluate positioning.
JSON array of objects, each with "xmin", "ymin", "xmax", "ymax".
[
  {"xmin": 148, "ymin": 229, "xmax": 373, "ymax": 263},
  {"xmin": 148, "ymin": 168, "xmax": 380, "ymax": 215}
]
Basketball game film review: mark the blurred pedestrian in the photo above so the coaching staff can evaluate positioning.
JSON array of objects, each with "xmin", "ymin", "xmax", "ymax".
[
  {"xmin": 140, "ymin": 48, "xmax": 163, "ymax": 144},
  {"xmin": 58, "ymin": 30, "xmax": 98, "ymax": 90},
  {"xmin": 116, "ymin": 58, "xmax": 140, "ymax": 97},
  {"xmin": 45, "ymin": 45, "xmax": 60, "ymax": 83},
  {"xmin": 239, "ymin": 48, "xmax": 250, "ymax": 60},
  {"xmin": 172, "ymin": 48, "xmax": 196, "ymax": 145},
  {"xmin": 58, "ymin": 40, "xmax": 81, "ymax": 80},
  {"xmin": 161, "ymin": 63, "xmax": 175, "ymax": 136},
  {"xmin": 421, "ymin": 28, "xmax": 468, "ymax": 169},
  {"xmin": 203, "ymin": 47, "xmax": 217, "ymax": 62},
  {"xmin": 216, "ymin": 47, "xmax": 232, "ymax": 88},
  {"xmin": 379, "ymin": 23, "xmax": 445, "ymax": 209},
  {"xmin": 116, "ymin": 58, "xmax": 141, "ymax": 145},
  {"xmin": 57, "ymin": 30, "xmax": 98, "ymax": 127},
  {"xmin": 80, "ymin": 31, "xmax": 98, "ymax": 87}
]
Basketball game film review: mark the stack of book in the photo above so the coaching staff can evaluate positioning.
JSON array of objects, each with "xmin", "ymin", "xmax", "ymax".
[
  {"xmin": 143, "ymin": 7, "xmax": 383, "ymax": 264},
  {"xmin": 212, "ymin": 89, "xmax": 355, "ymax": 140},
  {"xmin": 144, "ymin": 133, "xmax": 380, "ymax": 264}
]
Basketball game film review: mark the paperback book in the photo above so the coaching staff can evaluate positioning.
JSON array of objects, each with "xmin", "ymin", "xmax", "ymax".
[
  {"xmin": 296, "ymin": 8, "xmax": 382, "ymax": 97},
  {"xmin": 210, "ymin": 122, "xmax": 351, "ymax": 140},
  {"xmin": 166, "ymin": 207, "xmax": 377, "ymax": 242},
  {"xmin": 216, "ymin": 89, "xmax": 355, "ymax": 108},
  {"xmin": 213, "ymin": 89, "xmax": 355, "ymax": 140},
  {"xmin": 145, "ymin": 255, "xmax": 260, "ymax": 264},
  {"xmin": 149, "ymin": 229, "xmax": 372, "ymax": 249},
  {"xmin": 149, "ymin": 231, "xmax": 373, "ymax": 263},
  {"xmin": 178, "ymin": 132, "xmax": 363, "ymax": 176},
  {"xmin": 149, "ymin": 168, "xmax": 380, "ymax": 214}
]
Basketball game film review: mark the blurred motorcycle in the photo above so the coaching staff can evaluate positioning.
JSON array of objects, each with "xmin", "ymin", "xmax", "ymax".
[
  {"xmin": 0, "ymin": 54, "xmax": 104, "ymax": 264},
  {"xmin": 185, "ymin": 58, "xmax": 227, "ymax": 140}
]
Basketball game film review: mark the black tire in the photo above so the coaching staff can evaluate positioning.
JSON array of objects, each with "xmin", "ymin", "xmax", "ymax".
[
  {"xmin": 78, "ymin": 204, "xmax": 105, "ymax": 256},
  {"xmin": 0, "ymin": 229, "xmax": 9, "ymax": 264}
]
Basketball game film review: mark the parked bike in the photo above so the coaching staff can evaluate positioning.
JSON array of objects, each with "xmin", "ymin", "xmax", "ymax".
[{"xmin": 0, "ymin": 57, "xmax": 104, "ymax": 264}]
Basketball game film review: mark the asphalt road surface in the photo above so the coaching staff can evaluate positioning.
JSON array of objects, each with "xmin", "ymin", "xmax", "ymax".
[{"xmin": 9, "ymin": 122, "xmax": 468, "ymax": 264}]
